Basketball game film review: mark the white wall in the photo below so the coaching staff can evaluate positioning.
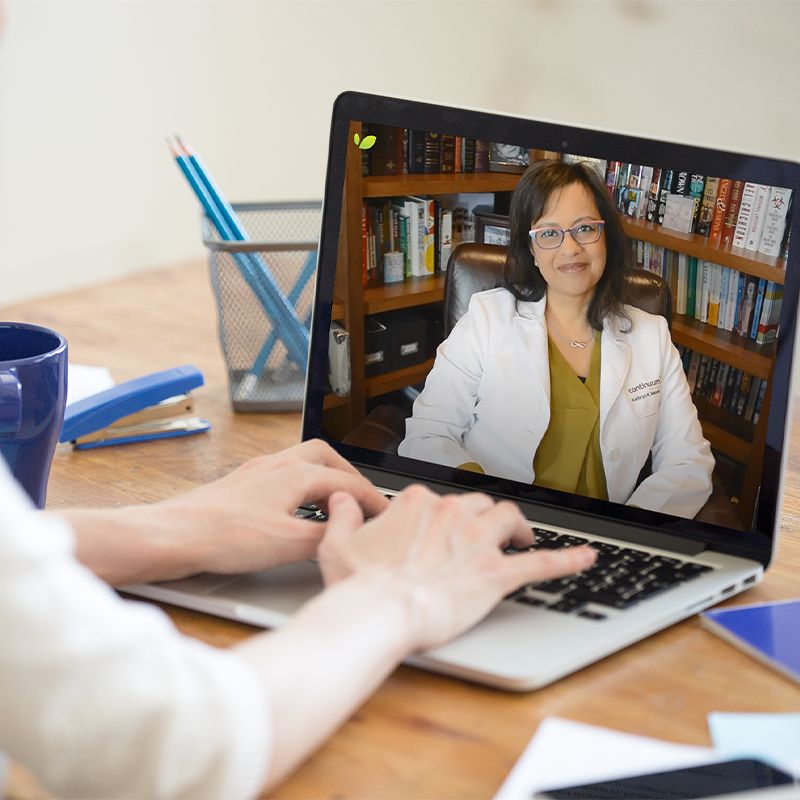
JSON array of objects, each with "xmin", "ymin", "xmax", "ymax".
[{"xmin": 1, "ymin": 0, "xmax": 799, "ymax": 309}]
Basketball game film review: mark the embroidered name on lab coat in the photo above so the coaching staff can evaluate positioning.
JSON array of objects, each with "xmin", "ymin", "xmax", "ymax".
[{"xmin": 628, "ymin": 379, "xmax": 661, "ymax": 403}]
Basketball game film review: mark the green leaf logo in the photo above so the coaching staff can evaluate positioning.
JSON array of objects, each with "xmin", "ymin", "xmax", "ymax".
[{"xmin": 354, "ymin": 133, "xmax": 376, "ymax": 150}]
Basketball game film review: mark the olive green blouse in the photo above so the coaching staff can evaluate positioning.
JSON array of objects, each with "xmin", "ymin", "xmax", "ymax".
[{"xmin": 532, "ymin": 334, "xmax": 608, "ymax": 501}]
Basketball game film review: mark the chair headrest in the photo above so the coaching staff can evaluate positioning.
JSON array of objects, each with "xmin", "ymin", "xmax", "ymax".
[{"xmin": 444, "ymin": 243, "xmax": 672, "ymax": 335}]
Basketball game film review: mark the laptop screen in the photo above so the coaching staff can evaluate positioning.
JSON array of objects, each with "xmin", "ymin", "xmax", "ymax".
[{"xmin": 303, "ymin": 91, "xmax": 800, "ymax": 566}]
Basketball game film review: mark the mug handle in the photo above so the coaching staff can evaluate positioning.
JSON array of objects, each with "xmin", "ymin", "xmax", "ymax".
[{"xmin": 0, "ymin": 369, "xmax": 22, "ymax": 435}]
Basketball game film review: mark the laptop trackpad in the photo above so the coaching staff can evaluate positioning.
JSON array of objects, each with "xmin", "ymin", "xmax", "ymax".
[{"xmin": 205, "ymin": 560, "xmax": 325, "ymax": 616}]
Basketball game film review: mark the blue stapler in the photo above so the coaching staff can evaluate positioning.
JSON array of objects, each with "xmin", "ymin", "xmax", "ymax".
[{"xmin": 60, "ymin": 364, "xmax": 211, "ymax": 449}]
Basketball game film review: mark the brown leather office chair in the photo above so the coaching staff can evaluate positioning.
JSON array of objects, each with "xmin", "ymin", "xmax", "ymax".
[{"xmin": 345, "ymin": 243, "xmax": 740, "ymax": 528}]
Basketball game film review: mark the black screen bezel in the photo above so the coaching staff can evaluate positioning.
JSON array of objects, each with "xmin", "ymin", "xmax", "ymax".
[{"xmin": 303, "ymin": 90, "xmax": 800, "ymax": 568}]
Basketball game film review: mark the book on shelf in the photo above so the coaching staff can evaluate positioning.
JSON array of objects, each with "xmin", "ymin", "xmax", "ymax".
[
  {"xmin": 738, "ymin": 275, "xmax": 759, "ymax": 337},
  {"xmin": 711, "ymin": 362, "xmax": 730, "ymax": 407},
  {"xmin": 440, "ymin": 209, "xmax": 453, "ymax": 272},
  {"xmin": 662, "ymin": 193, "xmax": 696, "ymax": 233},
  {"xmin": 394, "ymin": 196, "xmax": 424, "ymax": 277},
  {"xmin": 707, "ymin": 263, "xmax": 723, "ymax": 327},
  {"xmin": 745, "ymin": 184, "xmax": 771, "ymax": 251},
  {"xmin": 744, "ymin": 377, "xmax": 762, "ymax": 422},
  {"xmin": 688, "ymin": 174, "xmax": 706, "ymax": 232},
  {"xmin": 382, "ymin": 250, "xmax": 404, "ymax": 284},
  {"xmin": 704, "ymin": 359, "xmax": 720, "ymax": 402},
  {"xmin": 432, "ymin": 198, "xmax": 442, "ymax": 274},
  {"xmin": 756, "ymin": 281, "xmax": 783, "ymax": 345},
  {"xmin": 732, "ymin": 182, "xmax": 758, "ymax": 248},
  {"xmin": 474, "ymin": 141, "xmax": 490, "ymax": 173},
  {"xmin": 708, "ymin": 179, "xmax": 732, "ymax": 245},
  {"xmin": 673, "ymin": 171, "xmax": 690, "ymax": 196},
  {"xmin": 721, "ymin": 180, "xmax": 745, "ymax": 246},
  {"xmin": 627, "ymin": 164, "xmax": 644, "ymax": 190},
  {"xmin": 753, "ymin": 379, "xmax": 768, "ymax": 424},
  {"xmin": 731, "ymin": 272, "xmax": 747, "ymax": 333},
  {"xmin": 724, "ymin": 268, "xmax": 739, "ymax": 331},
  {"xmin": 605, "ymin": 161, "xmax": 620, "ymax": 198},
  {"xmin": 410, "ymin": 196, "xmax": 435, "ymax": 274},
  {"xmin": 698, "ymin": 260, "xmax": 710, "ymax": 323},
  {"xmin": 424, "ymin": 132, "xmax": 441, "ymax": 174},
  {"xmin": 749, "ymin": 278, "xmax": 767, "ymax": 339},
  {"xmin": 687, "ymin": 350, "xmax": 702, "ymax": 393},
  {"xmin": 453, "ymin": 137, "xmax": 462, "ymax": 174},
  {"xmin": 738, "ymin": 373, "xmax": 752, "ymax": 416},
  {"xmin": 361, "ymin": 201, "xmax": 368, "ymax": 286},
  {"xmin": 369, "ymin": 125, "xmax": 400, "ymax": 176},
  {"xmin": 758, "ymin": 186, "xmax": 793, "ymax": 258},
  {"xmin": 396, "ymin": 129, "xmax": 409, "ymax": 176},
  {"xmin": 717, "ymin": 266, "xmax": 730, "ymax": 329},
  {"xmin": 657, "ymin": 169, "xmax": 675, "ymax": 224},
  {"xmin": 462, "ymin": 139, "xmax": 476, "ymax": 173},
  {"xmin": 440, "ymin": 135, "xmax": 456, "ymax": 174},
  {"xmin": 676, "ymin": 253, "xmax": 688, "ymax": 315},
  {"xmin": 408, "ymin": 130, "xmax": 425, "ymax": 174},
  {"xmin": 637, "ymin": 166, "xmax": 654, "ymax": 218},
  {"xmin": 696, "ymin": 176, "xmax": 719, "ymax": 237},
  {"xmin": 646, "ymin": 168, "xmax": 663, "ymax": 222},
  {"xmin": 686, "ymin": 256, "xmax": 698, "ymax": 318}
]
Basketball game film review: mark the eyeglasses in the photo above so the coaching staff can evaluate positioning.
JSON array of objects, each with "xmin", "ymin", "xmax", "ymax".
[{"xmin": 529, "ymin": 220, "xmax": 605, "ymax": 250}]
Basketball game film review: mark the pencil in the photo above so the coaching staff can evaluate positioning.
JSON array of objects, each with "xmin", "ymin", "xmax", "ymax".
[
  {"xmin": 238, "ymin": 249, "xmax": 317, "ymax": 399},
  {"xmin": 167, "ymin": 138, "xmax": 309, "ymax": 374}
]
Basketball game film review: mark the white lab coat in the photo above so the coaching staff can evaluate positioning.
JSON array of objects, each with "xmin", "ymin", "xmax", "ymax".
[{"xmin": 398, "ymin": 288, "xmax": 714, "ymax": 519}]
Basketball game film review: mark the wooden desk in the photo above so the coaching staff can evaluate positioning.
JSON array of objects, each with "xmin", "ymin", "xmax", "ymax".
[{"xmin": 3, "ymin": 261, "xmax": 800, "ymax": 800}]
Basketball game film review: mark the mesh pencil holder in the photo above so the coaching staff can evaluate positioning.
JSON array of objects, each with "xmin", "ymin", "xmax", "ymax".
[{"xmin": 202, "ymin": 201, "xmax": 321, "ymax": 412}]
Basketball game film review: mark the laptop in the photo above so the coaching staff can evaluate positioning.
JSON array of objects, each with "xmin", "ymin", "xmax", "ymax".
[{"xmin": 126, "ymin": 92, "xmax": 799, "ymax": 691}]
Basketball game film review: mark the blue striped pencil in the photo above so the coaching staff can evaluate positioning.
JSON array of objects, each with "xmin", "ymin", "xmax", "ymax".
[{"xmin": 167, "ymin": 138, "xmax": 309, "ymax": 375}]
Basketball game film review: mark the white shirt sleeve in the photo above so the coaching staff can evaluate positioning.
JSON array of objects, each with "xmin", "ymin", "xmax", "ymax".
[{"xmin": 0, "ymin": 459, "xmax": 271, "ymax": 799}]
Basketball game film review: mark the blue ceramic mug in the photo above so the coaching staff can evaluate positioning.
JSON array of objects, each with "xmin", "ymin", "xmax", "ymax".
[{"xmin": 0, "ymin": 322, "xmax": 68, "ymax": 508}]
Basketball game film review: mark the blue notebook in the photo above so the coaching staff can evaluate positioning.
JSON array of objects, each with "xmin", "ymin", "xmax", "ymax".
[{"xmin": 701, "ymin": 600, "xmax": 800, "ymax": 685}]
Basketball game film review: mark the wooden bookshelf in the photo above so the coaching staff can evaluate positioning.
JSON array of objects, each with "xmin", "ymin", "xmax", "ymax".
[
  {"xmin": 621, "ymin": 218, "xmax": 787, "ymax": 284},
  {"xmin": 363, "ymin": 173, "xmax": 521, "ymax": 199},
  {"xmin": 364, "ymin": 275, "xmax": 445, "ymax": 315},
  {"xmin": 365, "ymin": 358, "xmax": 435, "ymax": 399},
  {"xmin": 671, "ymin": 315, "xmax": 774, "ymax": 380}
]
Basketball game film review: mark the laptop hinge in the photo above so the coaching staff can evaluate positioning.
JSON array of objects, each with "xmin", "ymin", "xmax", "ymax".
[{"xmin": 356, "ymin": 465, "xmax": 706, "ymax": 558}]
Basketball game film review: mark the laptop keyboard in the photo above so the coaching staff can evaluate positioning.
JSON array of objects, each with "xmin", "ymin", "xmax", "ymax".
[
  {"xmin": 295, "ymin": 502, "xmax": 713, "ymax": 622},
  {"xmin": 506, "ymin": 529, "xmax": 712, "ymax": 621}
]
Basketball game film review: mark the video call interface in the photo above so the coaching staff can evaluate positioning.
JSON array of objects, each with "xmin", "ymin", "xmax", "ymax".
[{"xmin": 321, "ymin": 116, "xmax": 795, "ymax": 533}]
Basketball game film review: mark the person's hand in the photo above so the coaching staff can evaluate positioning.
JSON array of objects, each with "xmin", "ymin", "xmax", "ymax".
[
  {"xmin": 63, "ymin": 439, "xmax": 390, "ymax": 585},
  {"xmin": 317, "ymin": 485, "xmax": 596, "ymax": 652},
  {"xmin": 156, "ymin": 439, "xmax": 390, "ymax": 576}
]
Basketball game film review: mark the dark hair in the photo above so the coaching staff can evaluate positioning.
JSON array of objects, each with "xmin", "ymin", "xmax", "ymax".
[{"xmin": 503, "ymin": 159, "xmax": 632, "ymax": 332}]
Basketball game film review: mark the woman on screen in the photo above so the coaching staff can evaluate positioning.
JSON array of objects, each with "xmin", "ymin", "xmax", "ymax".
[{"xmin": 398, "ymin": 160, "xmax": 714, "ymax": 520}]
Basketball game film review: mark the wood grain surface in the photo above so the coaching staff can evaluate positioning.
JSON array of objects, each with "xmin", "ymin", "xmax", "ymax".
[{"xmin": 2, "ymin": 260, "xmax": 799, "ymax": 800}]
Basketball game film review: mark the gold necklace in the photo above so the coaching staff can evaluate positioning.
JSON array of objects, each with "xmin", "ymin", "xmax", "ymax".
[{"xmin": 545, "ymin": 316, "xmax": 594, "ymax": 349}]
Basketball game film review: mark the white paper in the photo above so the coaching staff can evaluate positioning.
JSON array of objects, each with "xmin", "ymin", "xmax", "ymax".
[
  {"xmin": 66, "ymin": 364, "xmax": 114, "ymax": 406},
  {"xmin": 494, "ymin": 716, "xmax": 717, "ymax": 799},
  {"xmin": 709, "ymin": 713, "xmax": 800, "ymax": 776}
]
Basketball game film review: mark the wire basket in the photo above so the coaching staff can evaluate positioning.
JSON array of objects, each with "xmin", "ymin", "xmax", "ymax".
[{"xmin": 202, "ymin": 201, "xmax": 321, "ymax": 412}]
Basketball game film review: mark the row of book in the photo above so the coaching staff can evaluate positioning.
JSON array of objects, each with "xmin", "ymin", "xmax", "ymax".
[
  {"xmin": 676, "ymin": 344, "xmax": 767, "ymax": 427},
  {"xmin": 360, "ymin": 124, "xmax": 529, "ymax": 178},
  {"xmin": 362, "ymin": 197, "xmax": 477, "ymax": 285},
  {"xmin": 633, "ymin": 244, "xmax": 784, "ymax": 345},
  {"xmin": 603, "ymin": 160, "xmax": 793, "ymax": 259}
]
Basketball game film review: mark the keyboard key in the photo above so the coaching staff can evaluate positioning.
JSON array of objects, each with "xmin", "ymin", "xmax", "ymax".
[
  {"xmin": 516, "ymin": 595, "xmax": 547, "ymax": 607},
  {"xmin": 578, "ymin": 610, "xmax": 608, "ymax": 621},
  {"xmin": 548, "ymin": 595, "xmax": 587, "ymax": 613}
]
